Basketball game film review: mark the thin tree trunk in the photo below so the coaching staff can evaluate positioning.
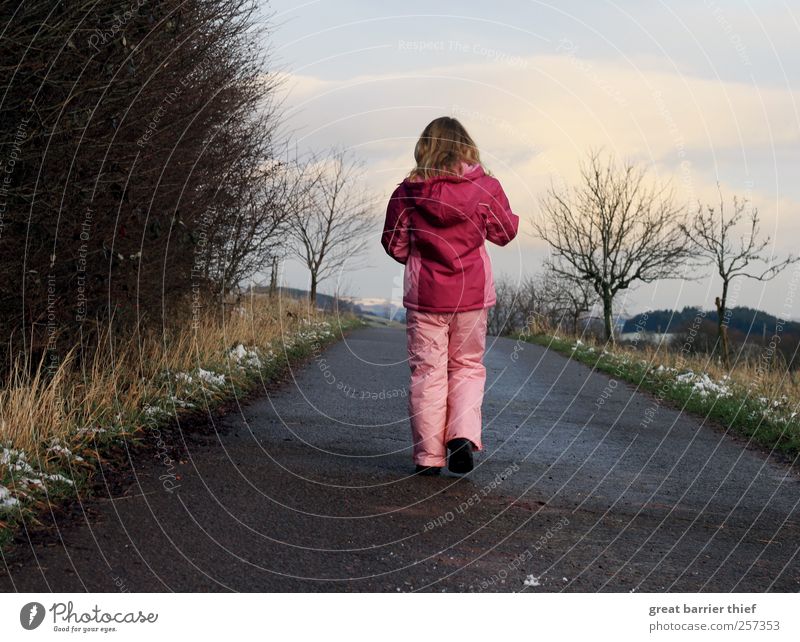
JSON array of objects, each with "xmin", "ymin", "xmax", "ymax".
[
  {"xmin": 309, "ymin": 272, "xmax": 317, "ymax": 306},
  {"xmin": 269, "ymin": 257, "xmax": 278, "ymax": 298},
  {"xmin": 602, "ymin": 290, "xmax": 615, "ymax": 344},
  {"xmin": 715, "ymin": 280, "xmax": 730, "ymax": 368}
]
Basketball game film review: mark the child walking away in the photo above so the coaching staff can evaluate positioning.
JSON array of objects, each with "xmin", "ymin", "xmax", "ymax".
[{"xmin": 381, "ymin": 116, "xmax": 519, "ymax": 475}]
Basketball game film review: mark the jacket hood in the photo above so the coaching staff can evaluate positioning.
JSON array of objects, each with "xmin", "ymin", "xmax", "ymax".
[{"xmin": 401, "ymin": 163, "xmax": 486, "ymax": 227}]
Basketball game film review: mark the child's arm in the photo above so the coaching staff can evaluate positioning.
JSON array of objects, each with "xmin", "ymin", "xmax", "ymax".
[
  {"xmin": 381, "ymin": 185, "xmax": 411, "ymax": 264},
  {"xmin": 481, "ymin": 179, "xmax": 519, "ymax": 246}
]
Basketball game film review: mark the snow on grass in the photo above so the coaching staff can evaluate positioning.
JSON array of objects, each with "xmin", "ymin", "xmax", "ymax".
[
  {"xmin": 163, "ymin": 324, "xmax": 337, "ymax": 411},
  {"xmin": 228, "ymin": 344, "xmax": 266, "ymax": 369},
  {"xmin": 1, "ymin": 447, "xmax": 75, "ymax": 490},
  {"xmin": 174, "ymin": 367, "xmax": 226, "ymax": 388},
  {"xmin": 277, "ymin": 321, "xmax": 337, "ymax": 353},
  {"xmin": 47, "ymin": 439, "xmax": 84, "ymax": 462},
  {"xmin": 1, "ymin": 447, "xmax": 30, "ymax": 472},
  {"xmin": 168, "ymin": 395, "xmax": 195, "ymax": 409},
  {"xmin": 39, "ymin": 472, "xmax": 74, "ymax": 485},
  {"xmin": 0, "ymin": 485, "xmax": 18, "ymax": 510},
  {"xmin": 20, "ymin": 472, "xmax": 73, "ymax": 486},
  {"xmin": 674, "ymin": 371, "xmax": 733, "ymax": 398},
  {"xmin": 196, "ymin": 368, "xmax": 226, "ymax": 387},
  {"xmin": 143, "ymin": 404, "xmax": 168, "ymax": 418}
]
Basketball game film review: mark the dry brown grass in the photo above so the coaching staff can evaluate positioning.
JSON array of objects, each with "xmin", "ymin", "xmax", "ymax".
[{"xmin": 0, "ymin": 294, "xmax": 336, "ymax": 469}]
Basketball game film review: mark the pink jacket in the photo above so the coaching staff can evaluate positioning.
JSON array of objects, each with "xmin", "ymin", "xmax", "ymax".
[{"xmin": 381, "ymin": 163, "xmax": 519, "ymax": 313}]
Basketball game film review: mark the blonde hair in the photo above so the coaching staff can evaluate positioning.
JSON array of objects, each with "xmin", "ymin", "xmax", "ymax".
[{"xmin": 408, "ymin": 116, "xmax": 481, "ymax": 181}]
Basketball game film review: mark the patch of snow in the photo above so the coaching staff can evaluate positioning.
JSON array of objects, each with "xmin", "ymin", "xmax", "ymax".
[
  {"xmin": 691, "ymin": 373, "xmax": 732, "ymax": 398},
  {"xmin": 196, "ymin": 368, "xmax": 225, "ymax": 387},
  {"xmin": 20, "ymin": 472, "xmax": 72, "ymax": 488},
  {"xmin": 143, "ymin": 405, "xmax": 167, "ymax": 417},
  {"xmin": 674, "ymin": 371, "xmax": 732, "ymax": 398},
  {"xmin": 229, "ymin": 344, "xmax": 263, "ymax": 369},
  {"xmin": 2, "ymin": 447, "xmax": 75, "ymax": 491},
  {"xmin": 1, "ymin": 448, "xmax": 35, "ymax": 474},
  {"xmin": 168, "ymin": 395, "xmax": 194, "ymax": 409},
  {"xmin": 47, "ymin": 442, "xmax": 84, "ymax": 462},
  {"xmin": 174, "ymin": 372, "xmax": 193, "ymax": 384},
  {"xmin": 1, "ymin": 447, "xmax": 24, "ymax": 465},
  {"xmin": 176, "ymin": 368, "xmax": 226, "ymax": 388},
  {"xmin": 523, "ymin": 574, "xmax": 541, "ymax": 587},
  {"xmin": 0, "ymin": 485, "xmax": 18, "ymax": 510},
  {"xmin": 41, "ymin": 472, "xmax": 74, "ymax": 485}
]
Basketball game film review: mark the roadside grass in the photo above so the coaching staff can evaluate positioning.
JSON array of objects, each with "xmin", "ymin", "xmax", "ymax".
[
  {"xmin": 520, "ymin": 332, "xmax": 800, "ymax": 460},
  {"xmin": 0, "ymin": 295, "xmax": 364, "ymax": 549}
]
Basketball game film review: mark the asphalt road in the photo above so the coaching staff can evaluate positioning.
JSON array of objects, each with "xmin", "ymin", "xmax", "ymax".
[{"xmin": 2, "ymin": 327, "xmax": 799, "ymax": 592}]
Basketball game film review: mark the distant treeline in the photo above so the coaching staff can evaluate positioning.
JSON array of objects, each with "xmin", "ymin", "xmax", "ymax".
[{"xmin": 622, "ymin": 306, "xmax": 799, "ymax": 337}]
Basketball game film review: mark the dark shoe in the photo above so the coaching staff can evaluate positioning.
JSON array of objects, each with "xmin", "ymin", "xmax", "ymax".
[
  {"xmin": 415, "ymin": 464, "xmax": 441, "ymax": 476},
  {"xmin": 447, "ymin": 438, "xmax": 474, "ymax": 474}
]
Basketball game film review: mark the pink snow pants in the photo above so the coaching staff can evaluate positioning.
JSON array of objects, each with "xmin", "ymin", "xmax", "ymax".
[{"xmin": 405, "ymin": 307, "xmax": 488, "ymax": 467}]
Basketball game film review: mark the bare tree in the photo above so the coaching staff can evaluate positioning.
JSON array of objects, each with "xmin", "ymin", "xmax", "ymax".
[
  {"xmin": 533, "ymin": 148, "xmax": 693, "ymax": 343},
  {"xmin": 541, "ymin": 262, "xmax": 597, "ymax": 336},
  {"xmin": 489, "ymin": 275, "xmax": 563, "ymax": 337},
  {"xmin": 487, "ymin": 278, "xmax": 517, "ymax": 336},
  {"xmin": 680, "ymin": 185, "xmax": 799, "ymax": 367},
  {"xmin": 290, "ymin": 148, "xmax": 377, "ymax": 305},
  {"xmin": 202, "ymin": 149, "xmax": 312, "ymax": 296}
]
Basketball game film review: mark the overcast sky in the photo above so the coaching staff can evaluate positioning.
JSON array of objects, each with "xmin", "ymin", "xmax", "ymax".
[{"xmin": 261, "ymin": 0, "xmax": 800, "ymax": 320}]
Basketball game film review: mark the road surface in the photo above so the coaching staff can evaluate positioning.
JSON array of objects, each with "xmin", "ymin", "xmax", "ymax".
[{"xmin": 2, "ymin": 327, "xmax": 799, "ymax": 592}]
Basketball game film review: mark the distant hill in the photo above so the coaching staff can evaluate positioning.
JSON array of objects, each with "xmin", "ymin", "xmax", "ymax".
[
  {"xmin": 248, "ymin": 287, "xmax": 406, "ymax": 323},
  {"xmin": 250, "ymin": 286, "xmax": 363, "ymax": 315},
  {"xmin": 343, "ymin": 297, "xmax": 406, "ymax": 323},
  {"xmin": 622, "ymin": 306, "xmax": 799, "ymax": 338},
  {"xmin": 620, "ymin": 306, "xmax": 800, "ymax": 368}
]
